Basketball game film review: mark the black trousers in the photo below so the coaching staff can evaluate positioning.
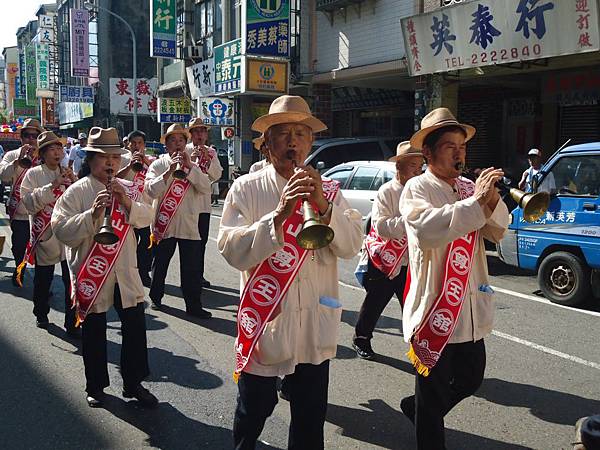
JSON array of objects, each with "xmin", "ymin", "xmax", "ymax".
[
  {"xmin": 355, "ymin": 262, "xmax": 407, "ymax": 341},
  {"xmin": 405, "ymin": 339, "xmax": 486, "ymax": 450},
  {"xmin": 32, "ymin": 260, "xmax": 74, "ymax": 328},
  {"xmin": 134, "ymin": 226, "xmax": 152, "ymax": 275},
  {"xmin": 81, "ymin": 285, "xmax": 149, "ymax": 394},
  {"xmin": 233, "ymin": 360, "xmax": 330, "ymax": 450},
  {"xmin": 197, "ymin": 213, "xmax": 210, "ymax": 281},
  {"xmin": 149, "ymin": 237, "xmax": 203, "ymax": 307},
  {"xmin": 10, "ymin": 219, "xmax": 29, "ymax": 268}
]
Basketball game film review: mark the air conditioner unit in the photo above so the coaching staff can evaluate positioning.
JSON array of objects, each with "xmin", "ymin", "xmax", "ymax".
[{"xmin": 183, "ymin": 46, "xmax": 202, "ymax": 60}]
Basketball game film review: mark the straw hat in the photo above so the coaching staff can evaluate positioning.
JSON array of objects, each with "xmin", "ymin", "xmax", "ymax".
[
  {"xmin": 21, "ymin": 118, "xmax": 44, "ymax": 135},
  {"xmin": 253, "ymin": 135, "xmax": 265, "ymax": 150},
  {"xmin": 161, "ymin": 123, "xmax": 189, "ymax": 144},
  {"xmin": 37, "ymin": 131, "xmax": 62, "ymax": 152},
  {"xmin": 251, "ymin": 95, "xmax": 327, "ymax": 134},
  {"xmin": 83, "ymin": 127, "xmax": 128, "ymax": 154},
  {"xmin": 188, "ymin": 117, "xmax": 210, "ymax": 131},
  {"xmin": 410, "ymin": 108, "xmax": 475, "ymax": 150},
  {"xmin": 389, "ymin": 141, "xmax": 423, "ymax": 162}
]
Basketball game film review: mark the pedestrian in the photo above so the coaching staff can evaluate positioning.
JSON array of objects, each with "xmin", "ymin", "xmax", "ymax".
[
  {"xmin": 248, "ymin": 135, "xmax": 270, "ymax": 173},
  {"xmin": 352, "ymin": 141, "xmax": 423, "ymax": 359},
  {"xmin": 19, "ymin": 131, "xmax": 78, "ymax": 334},
  {"xmin": 116, "ymin": 130, "xmax": 154, "ymax": 287},
  {"xmin": 218, "ymin": 95, "xmax": 363, "ymax": 450},
  {"xmin": 68, "ymin": 132, "xmax": 88, "ymax": 176},
  {"xmin": 61, "ymin": 140, "xmax": 72, "ymax": 168},
  {"xmin": 51, "ymin": 127, "xmax": 158, "ymax": 408},
  {"xmin": 0, "ymin": 118, "xmax": 44, "ymax": 286},
  {"xmin": 398, "ymin": 108, "xmax": 510, "ymax": 450},
  {"xmin": 185, "ymin": 118, "xmax": 223, "ymax": 288},
  {"xmin": 145, "ymin": 124, "xmax": 213, "ymax": 318},
  {"xmin": 518, "ymin": 148, "xmax": 544, "ymax": 192}
]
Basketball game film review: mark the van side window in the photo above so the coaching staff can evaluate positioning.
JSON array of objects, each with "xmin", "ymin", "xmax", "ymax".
[
  {"xmin": 546, "ymin": 156, "xmax": 600, "ymax": 197},
  {"xmin": 348, "ymin": 167, "xmax": 380, "ymax": 190},
  {"xmin": 327, "ymin": 168, "xmax": 354, "ymax": 187}
]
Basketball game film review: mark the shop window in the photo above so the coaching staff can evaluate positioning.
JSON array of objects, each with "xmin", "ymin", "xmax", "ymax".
[
  {"xmin": 348, "ymin": 167, "xmax": 380, "ymax": 191},
  {"xmin": 543, "ymin": 156, "xmax": 600, "ymax": 197}
]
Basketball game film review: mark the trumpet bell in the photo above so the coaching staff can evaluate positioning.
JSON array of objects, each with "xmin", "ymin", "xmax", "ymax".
[
  {"xmin": 131, "ymin": 161, "xmax": 144, "ymax": 172},
  {"xmin": 173, "ymin": 168, "xmax": 187, "ymax": 179},
  {"xmin": 19, "ymin": 157, "xmax": 32, "ymax": 169},
  {"xmin": 296, "ymin": 201, "xmax": 335, "ymax": 250},
  {"xmin": 508, "ymin": 188, "xmax": 550, "ymax": 223},
  {"xmin": 94, "ymin": 217, "xmax": 119, "ymax": 245}
]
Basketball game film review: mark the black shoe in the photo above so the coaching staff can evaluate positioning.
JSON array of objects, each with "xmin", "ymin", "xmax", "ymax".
[
  {"xmin": 186, "ymin": 303, "xmax": 212, "ymax": 319},
  {"xmin": 123, "ymin": 384, "xmax": 158, "ymax": 408},
  {"xmin": 278, "ymin": 376, "xmax": 291, "ymax": 402},
  {"xmin": 352, "ymin": 338, "xmax": 375, "ymax": 360},
  {"xmin": 65, "ymin": 326, "xmax": 81, "ymax": 338},
  {"xmin": 140, "ymin": 272, "xmax": 152, "ymax": 287},
  {"xmin": 150, "ymin": 301, "xmax": 162, "ymax": 311},
  {"xmin": 400, "ymin": 397, "xmax": 415, "ymax": 424},
  {"xmin": 86, "ymin": 390, "xmax": 105, "ymax": 407},
  {"xmin": 36, "ymin": 317, "xmax": 50, "ymax": 329},
  {"xmin": 200, "ymin": 278, "xmax": 211, "ymax": 288}
]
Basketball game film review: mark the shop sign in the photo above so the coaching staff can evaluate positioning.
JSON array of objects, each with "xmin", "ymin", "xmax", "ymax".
[
  {"xmin": 109, "ymin": 77, "xmax": 158, "ymax": 116},
  {"xmin": 402, "ymin": 0, "xmax": 600, "ymax": 76},
  {"xmin": 150, "ymin": 0, "xmax": 176, "ymax": 58},
  {"xmin": 243, "ymin": 58, "xmax": 288, "ymax": 95},
  {"xmin": 542, "ymin": 71, "xmax": 600, "ymax": 106},
  {"xmin": 221, "ymin": 127, "xmax": 235, "ymax": 140},
  {"xmin": 17, "ymin": 51, "xmax": 26, "ymax": 99},
  {"xmin": 58, "ymin": 101, "xmax": 94, "ymax": 124},
  {"xmin": 36, "ymin": 43, "xmax": 50, "ymax": 92},
  {"xmin": 158, "ymin": 97, "xmax": 192, "ymax": 123},
  {"xmin": 214, "ymin": 39, "xmax": 242, "ymax": 94},
  {"xmin": 59, "ymin": 85, "xmax": 94, "ymax": 103},
  {"xmin": 13, "ymin": 99, "xmax": 37, "ymax": 118},
  {"xmin": 25, "ymin": 44, "xmax": 37, "ymax": 106},
  {"xmin": 70, "ymin": 9, "xmax": 90, "ymax": 77},
  {"xmin": 41, "ymin": 97, "xmax": 57, "ymax": 126},
  {"xmin": 186, "ymin": 58, "xmax": 215, "ymax": 98},
  {"xmin": 242, "ymin": 0, "xmax": 290, "ymax": 58},
  {"xmin": 6, "ymin": 63, "xmax": 18, "ymax": 107},
  {"xmin": 39, "ymin": 15, "xmax": 54, "ymax": 29},
  {"xmin": 198, "ymin": 97, "xmax": 235, "ymax": 126}
]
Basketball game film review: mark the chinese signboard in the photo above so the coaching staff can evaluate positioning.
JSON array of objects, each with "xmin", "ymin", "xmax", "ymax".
[
  {"xmin": 214, "ymin": 39, "xmax": 242, "ymax": 94},
  {"xmin": 70, "ymin": 9, "xmax": 90, "ymax": 77},
  {"xmin": 186, "ymin": 58, "xmax": 215, "ymax": 99},
  {"xmin": 243, "ymin": 0, "xmax": 290, "ymax": 58},
  {"xmin": 25, "ymin": 44, "xmax": 37, "ymax": 106},
  {"xmin": 243, "ymin": 58, "xmax": 289, "ymax": 94},
  {"xmin": 158, "ymin": 97, "xmax": 192, "ymax": 123},
  {"xmin": 150, "ymin": 0, "xmax": 176, "ymax": 58},
  {"xmin": 36, "ymin": 43, "xmax": 50, "ymax": 92},
  {"xmin": 109, "ymin": 77, "xmax": 158, "ymax": 116},
  {"xmin": 198, "ymin": 97, "xmax": 235, "ymax": 126},
  {"xmin": 39, "ymin": 15, "xmax": 54, "ymax": 29},
  {"xmin": 13, "ymin": 99, "xmax": 37, "ymax": 118},
  {"xmin": 58, "ymin": 101, "xmax": 94, "ymax": 124},
  {"xmin": 542, "ymin": 70, "xmax": 600, "ymax": 106},
  {"xmin": 41, "ymin": 97, "xmax": 56, "ymax": 126},
  {"xmin": 6, "ymin": 63, "xmax": 18, "ymax": 109},
  {"xmin": 17, "ymin": 51, "xmax": 26, "ymax": 99},
  {"xmin": 38, "ymin": 27, "xmax": 55, "ymax": 44},
  {"xmin": 59, "ymin": 85, "xmax": 94, "ymax": 103},
  {"xmin": 402, "ymin": 0, "xmax": 600, "ymax": 76}
]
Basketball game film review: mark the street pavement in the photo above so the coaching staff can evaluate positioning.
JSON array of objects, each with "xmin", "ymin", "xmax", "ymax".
[{"xmin": 0, "ymin": 203, "xmax": 599, "ymax": 450}]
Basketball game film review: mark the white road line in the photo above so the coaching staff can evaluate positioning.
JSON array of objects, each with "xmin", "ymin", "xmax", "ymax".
[{"xmin": 491, "ymin": 330, "xmax": 600, "ymax": 371}]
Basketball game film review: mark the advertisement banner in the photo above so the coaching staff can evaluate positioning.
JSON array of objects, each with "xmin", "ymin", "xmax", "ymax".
[
  {"xmin": 402, "ymin": 0, "xmax": 600, "ymax": 76},
  {"xmin": 198, "ymin": 97, "xmax": 235, "ymax": 126},
  {"xmin": 214, "ymin": 39, "xmax": 242, "ymax": 94},
  {"xmin": 38, "ymin": 28, "xmax": 55, "ymax": 44},
  {"xmin": 41, "ymin": 97, "xmax": 56, "ymax": 126},
  {"xmin": 6, "ymin": 63, "xmax": 19, "ymax": 108},
  {"xmin": 36, "ymin": 43, "xmax": 50, "ymax": 91},
  {"xmin": 150, "ymin": 0, "xmax": 176, "ymax": 58},
  {"xmin": 158, "ymin": 97, "xmax": 192, "ymax": 123},
  {"xmin": 244, "ymin": 58, "xmax": 288, "ymax": 94},
  {"xmin": 186, "ymin": 58, "xmax": 215, "ymax": 99},
  {"xmin": 70, "ymin": 8, "xmax": 90, "ymax": 77},
  {"xmin": 17, "ymin": 51, "xmax": 26, "ymax": 99},
  {"xmin": 58, "ymin": 102, "xmax": 94, "ymax": 125},
  {"xmin": 243, "ymin": 0, "xmax": 290, "ymax": 58},
  {"xmin": 59, "ymin": 85, "xmax": 95, "ymax": 103},
  {"xmin": 109, "ymin": 77, "xmax": 158, "ymax": 116},
  {"xmin": 25, "ymin": 44, "xmax": 37, "ymax": 106},
  {"xmin": 13, "ymin": 98, "xmax": 37, "ymax": 118}
]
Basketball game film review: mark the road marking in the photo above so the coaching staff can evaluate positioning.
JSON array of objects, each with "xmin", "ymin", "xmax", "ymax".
[{"xmin": 491, "ymin": 330, "xmax": 600, "ymax": 371}]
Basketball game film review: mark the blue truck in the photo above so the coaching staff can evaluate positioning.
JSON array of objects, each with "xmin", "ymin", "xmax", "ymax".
[{"xmin": 497, "ymin": 142, "xmax": 600, "ymax": 306}]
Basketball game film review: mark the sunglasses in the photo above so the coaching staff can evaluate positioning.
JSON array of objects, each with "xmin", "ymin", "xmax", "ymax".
[{"xmin": 22, "ymin": 132, "xmax": 39, "ymax": 139}]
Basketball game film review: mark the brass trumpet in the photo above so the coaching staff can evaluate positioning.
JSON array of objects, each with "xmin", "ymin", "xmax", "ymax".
[
  {"xmin": 455, "ymin": 162, "xmax": 550, "ymax": 222},
  {"xmin": 131, "ymin": 151, "xmax": 145, "ymax": 172},
  {"xmin": 94, "ymin": 171, "xmax": 119, "ymax": 245},
  {"xmin": 172, "ymin": 150, "xmax": 187, "ymax": 179}
]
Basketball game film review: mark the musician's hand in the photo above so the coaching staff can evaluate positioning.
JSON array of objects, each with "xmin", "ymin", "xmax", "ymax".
[
  {"xmin": 474, "ymin": 167, "xmax": 504, "ymax": 207},
  {"xmin": 110, "ymin": 179, "xmax": 132, "ymax": 212},
  {"xmin": 131, "ymin": 152, "xmax": 144, "ymax": 166},
  {"xmin": 273, "ymin": 170, "xmax": 316, "ymax": 230},
  {"xmin": 92, "ymin": 190, "xmax": 111, "ymax": 220},
  {"xmin": 51, "ymin": 172, "xmax": 71, "ymax": 189},
  {"xmin": 63, "ymin": 167, "xmax": 78, "ymax": 182},
  {"xmin": 15, "ymin": 145, "xmax": 33, "ymax": 166},
  {"xmin": 296, "ymin": 164, "xmax": 329, "ymax": 214},
  {"xmin": 168, "ymin": 154, "xmax": 183, "ymax": 173},
  {"xmin": 182, "ymin": 150, "xmax": 193, "ymax": 170}
]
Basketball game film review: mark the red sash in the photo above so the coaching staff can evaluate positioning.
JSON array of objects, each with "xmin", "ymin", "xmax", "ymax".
[
  {"xmin": 196, "ymin": 147, "xmax": 215, "ymax": 174},
  {"xmin": 7, "ymin": 168, "xmax": 29, "ymax": 221},
  {"xmin": 234, "ymin": 180, "xmax": 340, "ymax": 381},
  {"xmin": 364, "ymin": 226, "xmax": 408, "ymax": 279},
  {"xmin": 73, "ymin": 179, "xmax": 141, "ymax": 325},
  {"xmin": 407, "ymin": 177, "xmax": 479, "ymax": 376}
]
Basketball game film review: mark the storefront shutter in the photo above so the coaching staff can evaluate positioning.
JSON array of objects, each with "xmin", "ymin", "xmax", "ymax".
[{"xmin": 558, "ymin": 104, "xmax": 600, "ymax": 146}]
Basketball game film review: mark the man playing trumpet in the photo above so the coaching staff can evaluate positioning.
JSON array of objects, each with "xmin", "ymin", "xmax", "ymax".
[
  {"xmin": 51, "ymin": 127, "xmax": 157, "ymax": 408},
  {"xmin": 19, "ymin": 131, "xmax": 77, "ymax": 333},
  {"xmin": 398, "ymin": 108, "xmax": 510, "ymax": 449},
  {"xmin": 0, "ymin": 118, "xmax": 44, "ymax": 285}
]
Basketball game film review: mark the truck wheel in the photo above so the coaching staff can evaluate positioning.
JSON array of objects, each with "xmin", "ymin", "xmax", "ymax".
[{"xmin": 538, "ymin": 252, "xmax": 591, "ymax": 307}]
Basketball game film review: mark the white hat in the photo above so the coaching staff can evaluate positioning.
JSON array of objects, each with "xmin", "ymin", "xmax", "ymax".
[
  {"xmin": 78, "ymin": 132, "xmax": 88, "ymax": 140},
  {"xmin": 528, "ymin": 148, "xmax": 541, "ymax": 157}
]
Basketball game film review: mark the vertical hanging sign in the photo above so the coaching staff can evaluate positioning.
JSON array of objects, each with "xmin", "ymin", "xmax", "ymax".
[
  {"xmin": 36, "ymin": 43, "xmax": 50, "ymax": 92},
  {"xmin": 25, "ymin": 44, "xmax": 37, "ymax": 106},
  {"xmin": 243, "ymin": 0, "xmax": 290, "ymax": 58},
  {"xmin": 70, "ymin": 8, "xmax": 90, "ymax": 77},
  {"xmin": 150, "ymin": 0, "xmax": 176, "ymax": 58}
]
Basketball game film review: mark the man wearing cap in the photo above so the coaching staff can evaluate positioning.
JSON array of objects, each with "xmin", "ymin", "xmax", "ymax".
[
  {"xmin": 352, "ymin": 141, "xmax": 424, "ymax": 359},
  {"xmin": 51, "ymin": 127, "xmax": 157, "ymax": 408},
  {"xmin": 117, "ymin": 130, "xmax": 155, "ymax": 286},
  {"xmin": 0, "ymin": 118, "xmax": 44, "ymax": 286},
  {"xmin": 218, "ymin": 95, "xmax": 363, "ymax": 449},
  {"xmin": 519, "ymin": 148, "xmax": 543, "ymax": 192},
  {"xmin": 398, "ymin": 108, "xmax": 510, "ymax": 449},
  {"xmin": 20, "ymin": 131, "xmax": 78, "ymax": 332},
  {"xmin": 185, "ymin": 118, "xmax": 223, "ymax": 288},
  {"xmin": 248, "ymin": 135, "xmax": 270, "ymax": 174},
  {"xmin": 68, "ymin": 132, "xmax": 88, "ymax": 176},
  {"xmin": 145, "ymin": 124, "xmax": 213, "ymax": 318}
]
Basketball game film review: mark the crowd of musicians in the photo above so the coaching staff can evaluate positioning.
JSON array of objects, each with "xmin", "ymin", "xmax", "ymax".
[{"xmin": 1, "ymin": 95, "xmax": 511, "ymax": 450}]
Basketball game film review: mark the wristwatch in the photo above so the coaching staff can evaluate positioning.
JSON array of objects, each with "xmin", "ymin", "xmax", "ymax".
[{"xmin": 319, "ymin": 201, "xmax": 333, "ymax": 218}]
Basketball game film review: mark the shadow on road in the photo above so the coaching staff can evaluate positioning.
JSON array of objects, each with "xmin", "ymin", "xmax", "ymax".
[
  {"xmin": 476, "ymin": 377, "xmax": 600, "ymax": 426},
  {"xmin": 486, "ymin": 255, "xmax": 535, "ymax": 277},
  {"xmin": 326, "ymin": 398, "xmax": 530, "ymax": 450},
  {"xmin": 158, "ymin": 304, "xmax": 237, "ymax": 337}
]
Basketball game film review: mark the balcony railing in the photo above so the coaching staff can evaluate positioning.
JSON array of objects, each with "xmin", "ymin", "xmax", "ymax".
[{"xmin": 316, "ymin": 0, "xmax": 370, "ymax": 25}]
